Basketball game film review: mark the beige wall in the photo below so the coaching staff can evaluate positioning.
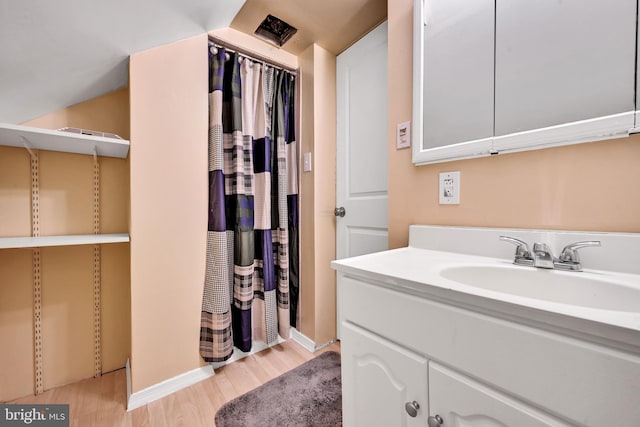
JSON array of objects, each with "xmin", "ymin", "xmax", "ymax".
[
  {"xmin": 129, "ymin": 34, "xmax": 209, "ymax": 393},
  {"xmin": 0, "ymin": 89, "xmax": 131, "ymax": 401},
  {"xmin": 126, "ymin": 29, "xmax": 306, "ymax": 393},
  {"xmin": 299, "ymin": 44, "xmax": 337, "ymax": 345},
  {"xmin": 387, "ymin": 0, "xmax": 640, "ymax": 249}
]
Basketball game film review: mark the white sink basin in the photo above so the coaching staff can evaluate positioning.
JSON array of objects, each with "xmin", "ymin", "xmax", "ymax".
[
  {"xmin": 333, "ymin": 226, "xmax": 640, "ymax": 341},
  {"xmin": 440, "ymin": 264, "xmax": 640, "ymax": 312}
]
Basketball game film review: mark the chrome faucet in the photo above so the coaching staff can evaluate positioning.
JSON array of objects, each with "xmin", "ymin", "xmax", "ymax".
[
  {"xmin": 532, "ymin": 242, "xmax": 555, "ymax": 269},
  {"xmin": 500, "ymin": 236, "xmax": 601, "ymax": 272}
]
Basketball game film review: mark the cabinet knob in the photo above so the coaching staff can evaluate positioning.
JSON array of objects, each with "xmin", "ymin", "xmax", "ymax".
[
  {"xmin": 404, "ymin": 401, "xmax": 420, "ymax": 417},
  {"xmin": 428, "ymin": 414, "xmax": 444, "ymax": 426}
]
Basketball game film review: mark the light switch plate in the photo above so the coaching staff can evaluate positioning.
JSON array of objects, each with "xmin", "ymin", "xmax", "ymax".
[
  {"xmin": 303, "ymin": 152, "xmax": 312, "ymax": 172},
  {"xmin": 439, "ymin": 171, "xmax": 460, "ymax": 205},
  {"xmin": 396, "ymin": 121, "xmax": 411, "ymax": 149}
]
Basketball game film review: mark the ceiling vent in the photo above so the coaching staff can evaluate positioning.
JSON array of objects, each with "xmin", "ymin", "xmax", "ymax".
[{"xmin": 254, "ymin": 14, "xmax": 297, "ymax": 47}]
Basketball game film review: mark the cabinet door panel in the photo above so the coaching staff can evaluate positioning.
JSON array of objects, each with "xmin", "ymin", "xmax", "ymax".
[
  {"xmin": 341, "ymin": 322, "xmax": 428, "ymax": 427},
  {"xmin": 422, "ymin": 0, "xmax": 494, "ymax": 149},
  {"xmin": 495, "ymin": 0, "xmax": 636, "ymax": 136},
  {"xmin": 429, "ymin": 362, "xmax": 572, "ymax": 427}
]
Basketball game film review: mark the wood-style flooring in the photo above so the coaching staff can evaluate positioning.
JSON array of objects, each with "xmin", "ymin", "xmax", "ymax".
[{"xmin": 9, "ymin": 340, "xmax": 341, "ymax": 427}]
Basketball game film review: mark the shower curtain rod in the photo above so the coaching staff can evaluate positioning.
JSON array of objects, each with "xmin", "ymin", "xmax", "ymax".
[{"xmin": 208, "ymin": 37, "xmax": 298, "ymax": 75}]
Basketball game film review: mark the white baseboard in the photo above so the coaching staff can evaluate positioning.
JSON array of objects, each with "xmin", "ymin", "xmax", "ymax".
[
  {"xmin": 125, "ymin": 359, "xmax": 131, "ymax": 407},
  {"xmin": 290, "ymin": 328, "xmax": 316, "ymax": 352},
  {"xmin": 290, "ymin": 327, "xmax": 336, "ymax": 352},
  {"xmin": 126, "ymin": 337, "xmax": 285, "ymax": 410},
  {"xmin": 209, "ymin": 336, "xmax": 287, "ymax": 369},
  {"xmin": 127, "ymin": 362, "xmax": 214, "ymax": 411},
  {"xmin": 125, "ymin": 329, "xmax": 336, "ymax": 410}
]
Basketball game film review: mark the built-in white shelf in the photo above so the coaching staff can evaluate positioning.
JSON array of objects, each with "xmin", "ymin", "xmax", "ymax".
[
  {"xmin": 0, "ymin": 234, "xmax": 130, "ymax": 249},
  {"xmin": 0, "ymin": 122, "xmax": 130, "ymax": 158}
]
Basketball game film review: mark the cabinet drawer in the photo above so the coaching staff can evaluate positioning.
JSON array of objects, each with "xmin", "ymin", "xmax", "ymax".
[{"xmin": 339, "ymin": 274, "xmax": 640, "ymax": 426}]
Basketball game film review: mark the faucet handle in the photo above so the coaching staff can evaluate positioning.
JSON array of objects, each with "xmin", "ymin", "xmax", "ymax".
[
  {"xmin": 558, "ymin": 241, "xmax": 601, "ymax": 264},
  {"xmin": 499, "ymin": 236, "xmax": 533, "ymax": 266}
]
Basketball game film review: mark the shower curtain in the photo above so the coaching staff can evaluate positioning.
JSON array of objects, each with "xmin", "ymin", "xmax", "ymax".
[{"xmin": 200, "ymin": 47, "xmax": 299, "ymax": 362}]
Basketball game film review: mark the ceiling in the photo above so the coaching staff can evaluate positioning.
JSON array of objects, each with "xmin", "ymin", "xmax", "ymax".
[
  {"xmin": 0, "ymin": 0, "xmax": 386, "ymax": 125},
  {"xmin": 231, "ymin": 0, "xmax": 387, "ymax": 56}
]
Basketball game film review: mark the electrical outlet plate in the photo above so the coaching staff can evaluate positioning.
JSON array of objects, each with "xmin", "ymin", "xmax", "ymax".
[{"xmin": 439, "ymin": 171, "xmax": 460, "ymax": 205}]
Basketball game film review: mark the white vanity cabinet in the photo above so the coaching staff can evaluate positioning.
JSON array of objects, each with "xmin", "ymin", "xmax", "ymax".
[
  {"xmin": 494, "ymin": 0, "xmax": 636, "ymax": 142},
  {"xmin": 340, "ymin": 320, "xmax": 567, "ymax": 427},
  {"xmin": 336, "ymin": 273, "xmax": 640, "ymax": 426}
]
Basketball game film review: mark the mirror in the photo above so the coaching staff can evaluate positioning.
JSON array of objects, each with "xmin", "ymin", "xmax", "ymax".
[{"xmin": 412, "ymin": 0, "xmax": 636, "ymax": 166}]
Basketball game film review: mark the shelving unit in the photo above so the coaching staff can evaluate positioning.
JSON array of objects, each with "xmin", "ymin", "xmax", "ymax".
[
  {"xmin": 0, "ymin": 234, "xmax": 130, "ymax": 249},
  {"xmin": 0, "ymin": 122, "xmax": 130, "ymax": 158},
  {"xmin": 0, "ymin": 121, "xmax": 130, "ymax": 395}
]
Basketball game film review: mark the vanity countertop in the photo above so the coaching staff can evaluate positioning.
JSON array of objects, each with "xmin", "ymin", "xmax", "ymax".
[{"xmin": 332, "ymin": 225, "xmax": 640, "ymax": 352}]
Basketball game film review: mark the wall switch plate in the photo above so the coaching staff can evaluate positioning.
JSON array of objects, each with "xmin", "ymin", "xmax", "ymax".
[
  {"xmin": 396, "ymin": 121, "xmax": 411, "ymax": 149},
  {"xmin": 303, "ymin": 152, "xmax": 312, "ymax": 172},
  {"xmin": 439, "ymin": 171, "xmax": 460, "ymax": 205}
]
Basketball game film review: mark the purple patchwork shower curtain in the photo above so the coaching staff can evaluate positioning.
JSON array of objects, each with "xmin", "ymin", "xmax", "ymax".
[{"xmin": 200, "ymin": 47, "xmax": 298, "ymax": 362}]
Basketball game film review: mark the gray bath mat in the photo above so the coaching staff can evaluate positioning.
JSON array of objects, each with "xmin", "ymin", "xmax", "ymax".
[{"xmin": 214, "ymin": 350, "xmax": 342, "ymax": 426}]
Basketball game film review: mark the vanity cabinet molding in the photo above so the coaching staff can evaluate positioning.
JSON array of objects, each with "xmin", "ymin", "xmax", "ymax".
[
  {"xmin": 337, "ymin": 274, "xmax": 640, "ymax": 426},
  {"xmin": 413, "ymin": 0, "xmax": 637, "ymax": 165}
]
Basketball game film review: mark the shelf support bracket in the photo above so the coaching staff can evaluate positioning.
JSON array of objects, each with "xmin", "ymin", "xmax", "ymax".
[
  {"xmin": 93, "ymin": 154, "xmax": 102, "ymax": 378},
  {"xmin": 21, "ymin": 136, "xmax": 37, "ymax": 159},
  {"xmin": 28, "ymin": 148, "xmax": 44, "ymax": 395}
]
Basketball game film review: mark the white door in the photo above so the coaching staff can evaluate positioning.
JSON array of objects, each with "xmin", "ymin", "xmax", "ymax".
[
  {"xmin": 341, "ymin": 322, "xmax": 429, "ymax": 427},
  {"xmin": 336, "ymin": 21, "xmax": 388, "ymax": 261}
]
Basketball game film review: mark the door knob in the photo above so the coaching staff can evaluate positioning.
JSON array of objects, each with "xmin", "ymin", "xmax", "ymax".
[
  {"xmin": 404, "ymin": 401, "xmax": 420, "ymax": 417},
  {"xmin": 334, "ymin": 207, "xmax": 346, "ymax": 217},
  {"xmin": 427, "ymin": 415, "xmax": 444, "ymax": 426}
]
